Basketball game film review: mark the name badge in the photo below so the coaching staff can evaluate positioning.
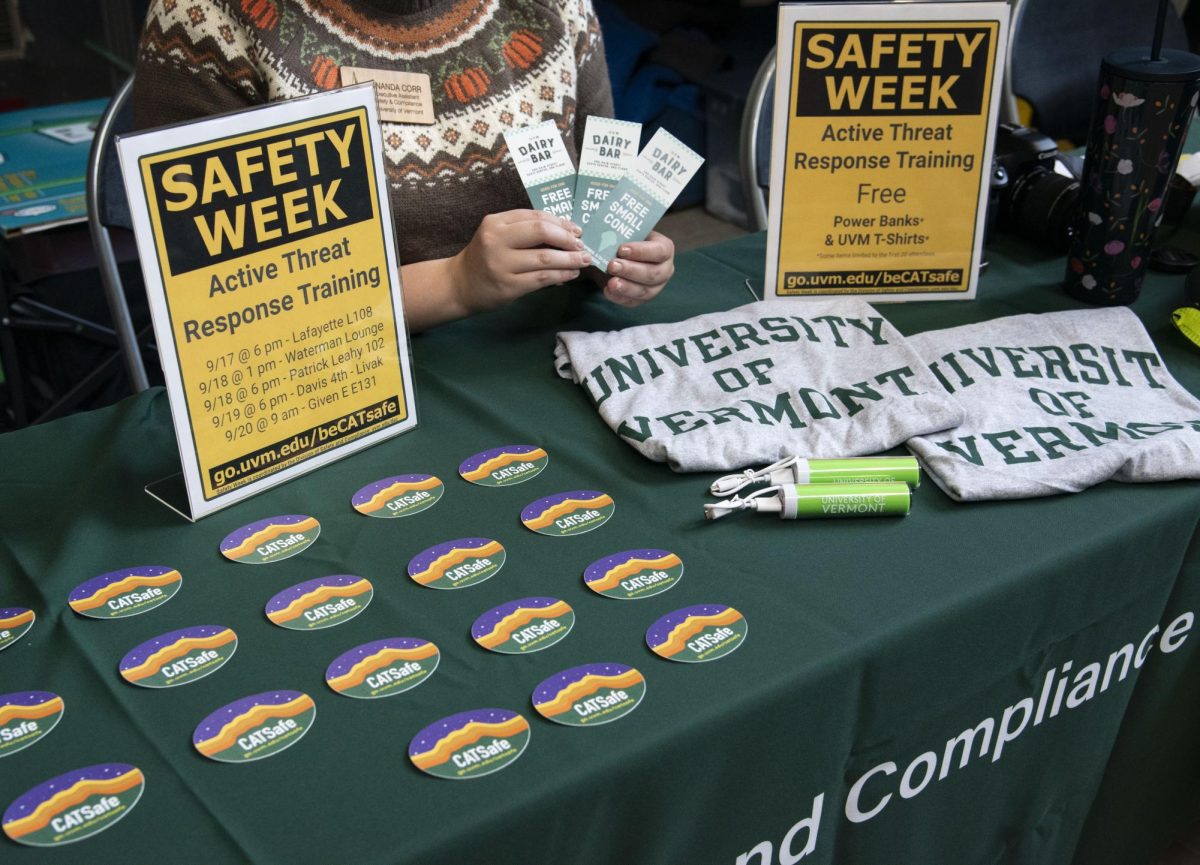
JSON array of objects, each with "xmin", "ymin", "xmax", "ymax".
[{"xmin": 340, "ymin": 67, "xmax": 435, "ymax": 124}]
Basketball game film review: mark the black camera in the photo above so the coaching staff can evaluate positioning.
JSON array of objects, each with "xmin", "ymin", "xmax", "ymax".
[{"xmin": 992, "ymin": 123, "xmax": 1083, "ymax": 250}]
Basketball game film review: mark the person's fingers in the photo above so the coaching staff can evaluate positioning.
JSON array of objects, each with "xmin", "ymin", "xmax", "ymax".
[
  {"xmin": 607, "ymin": 256, "xmax": 671, "ymax": 287},
  {"xmin": 496, "ymin": 209, "xmax": 582, "ymax": 236},
  {"xmin": 512, "ymin": 268, "xmax": 582, "ymax": 292},
  {"xmin": 503, "ymin": 246, "xmax": 591, "ymax": 275},
  {"xmin": 501, "ymin": 214, "xmax": 586, "ymax": 251},
  {"xmin": 605, "ymin": 276, "xmax": 658, "ymax": 302},
  {"xmin": 613, "ymin": 231, "xmax": 674, "ymax": 264},
  {"xmin": 495, "ymin": 208, "xmax": 559, "ymax": 226},
  {"xmin": 607, "ymin": 231, "xmax": 674, "ymax": 288},
  {"xmin": 603, "ymin": 280, "xmax": 645, "ymax": 307}
]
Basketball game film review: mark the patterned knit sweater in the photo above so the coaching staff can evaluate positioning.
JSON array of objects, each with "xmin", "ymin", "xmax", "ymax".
[{"xmin": 134, "ymin": 0, "xmax": 613, "ymax": 264}]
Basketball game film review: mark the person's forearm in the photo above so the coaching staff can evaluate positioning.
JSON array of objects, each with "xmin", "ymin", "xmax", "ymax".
[
  {"xmin": 399, "ymin": 211, "xmax": 586, "ymax": 331},
  {"xmin": 397, "ymin": 211, "xmax": 662, "ymax": 332},
  {"xmin": 399, "ymin": 255, "xmax": 472, "ymax": 332}
]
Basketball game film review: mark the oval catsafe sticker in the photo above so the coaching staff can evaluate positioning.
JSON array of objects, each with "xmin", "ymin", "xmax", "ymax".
[
  {"xmin": 646, "ymin": 604, "xmax": 747, "ymax": 664},
  {"xmin": 532, "ymin": 663, "xmax": 646, "ymax": 727},
  {"xmin": 3, "ymin": 763, "xmax": 144, "ymax": 847},
  {"xmin": 219, "ymin": 515, "xmax": 320, "ymax": 564},
  {"xmin": 407, "ymin": 538, "xmax": 505, "ymax": 590},
  {"xmin": 119, "ymin": 626, "xmax": 238, "ymax": 689},
  {"xmin": 351, "ymin": 474, "xmax": 444, "ymax": 518},
  {"xmin": 408, "ymin": 708, "xmax": 530, "ymax": 780},
  {"xmin": 325, "ymin": 638, "xmax": 440, "ymax": 699},
  {"xmin": 265, "ymin": 576, "xmax": 373, "ymax": 631},
  {"xmin": 68, "ymin": 567, "xmax": 182, "ymax": 620},
  {"xmin": 471, "ymin": 597, "xmax": 574, "ymax": 655},
  {"xmin": 0, "ymin": 607, "xmax": 35, "ymax": 652},
  {"xmin": 458, "ymin": 445, "xmax": 549, "ymax": 487},
  {"xmin": 0, "ymin": 691, "xmax": 64, "ymax": 758},
  {"xmin": 584, "ymin": 549, "xmax": 683, "ymax": 600},
  {"xmin": 193, "ymin": 690, "xmax": 316, "ymax": 763},
  {"xmin": 521, "ymin": 490, "xmax": 614, "ymax": 537}
]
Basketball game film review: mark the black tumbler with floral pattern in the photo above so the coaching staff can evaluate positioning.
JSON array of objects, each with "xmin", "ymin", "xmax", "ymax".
[{"xmin": 1065, "ymin": 48, "xmax": 1200, "ymax": 305}]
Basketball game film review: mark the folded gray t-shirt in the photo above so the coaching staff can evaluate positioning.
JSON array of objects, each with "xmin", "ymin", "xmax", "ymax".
[
  {"xmin": 905, "ymin": 307, "xmax": 1200, "ymax": 501},
  {"xmin": 555, "ymin": 300, "xmax": 964, "ymax": 471}
]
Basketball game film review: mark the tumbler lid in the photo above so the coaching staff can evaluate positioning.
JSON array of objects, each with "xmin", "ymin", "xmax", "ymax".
[{"xmin": 1103, "ymin": 47, "xmax": 1200, "ymax": 82}]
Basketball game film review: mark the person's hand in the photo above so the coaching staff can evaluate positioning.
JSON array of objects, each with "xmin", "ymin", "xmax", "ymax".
[
  {"xmin": 450, "ymin": 209, "xmax": 591, "ymax": 315},
  {"xmin": 599, "ymin": 231, "xmax": 675, "ymax": 307}
]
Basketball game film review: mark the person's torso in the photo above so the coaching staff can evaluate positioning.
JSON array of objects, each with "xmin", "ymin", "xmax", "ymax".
[{"xmin": 214, "ymin": 0, "xmax": 587, "ymax": 262}]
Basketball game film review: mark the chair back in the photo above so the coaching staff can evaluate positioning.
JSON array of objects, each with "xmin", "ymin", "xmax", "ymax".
[
  {"xmin": 86, "ymin": 75, "xmax": 149, "ymax": 391},
  {"xmin": 739, "ymin": 46, "xmax": 775, "ymax": 232},
  {"xmin": 97, "ymin": 84, "xmax": 135, "ymax": 230}
]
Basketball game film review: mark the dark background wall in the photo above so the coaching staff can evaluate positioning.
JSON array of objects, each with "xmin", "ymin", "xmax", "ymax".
[
  {"xmin": 0, "ymin": 0, "xmax": 771, "ymax": 108},
  {"xmin": 0, "ymin": 0, "xmax": 150, "ymax": 108}
]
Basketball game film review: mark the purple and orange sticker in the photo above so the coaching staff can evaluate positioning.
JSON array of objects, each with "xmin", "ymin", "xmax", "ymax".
[
  {"xmin": 351, "ymin": 474, "xmax": 444, "ymax": 518},
  {"xmin": 3, "ymin": 763, "xmax": 144, "ymax": 847},
  {"xmin": 119, "ymin": 626, "xmax": 237, "ymax": 689},
  {"xmin": 584, "ymin": 549, "xmax": 683, "ymax": 600},
  {"xmin": 68, "ymin": 567, "xmax": 181, "ymax": 620},
  {"xmin": 407, "ymin": 538, "xmax": 505, "ymax": 590},
  {"xmin": 0, "ymin": 607, "xmax": 35, "ymax": 652},
  {"xmin": 645, "ymin": 604, "xmax": 747, "ymax": 664},
  {"xmin": 408, "ymin": 708, "xmax": 530, "ymax": 780},
  {"xmin": 193, "ymin": 690, "xmax": 316, "ymax": 763},
  {"xmin": 265, "ymin": 576, "xmax": 373, "ymax": 631},
  {"xmin": 458, "ymin": 445, "xmax": 548, "ymax": 487},
  {"xmin": 532, "ymin": 663, "xmax": 645, "ymax": 727},
  {"xmin": 325, "ymin": 638, "xmax": 440, "ymax": 699},
  {"xmin": 219, "ymin": 514, "xmax": 320, "ymax": 564},
  {"xmin": 0, "ymin": 691, "xmax": 64, "ymax": 758},
  {"xmin": 520, "ymin": 490, "xmax": 615, "ymax": 537},
  {"xmin": 471, "ymin": 597, "xmax": 574, "ymax": 655}
]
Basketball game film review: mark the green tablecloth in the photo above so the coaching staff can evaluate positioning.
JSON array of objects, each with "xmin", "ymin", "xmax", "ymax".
[{"xmin": 1, "ymin": 230, "xmax": 1199, "ymax": 865}]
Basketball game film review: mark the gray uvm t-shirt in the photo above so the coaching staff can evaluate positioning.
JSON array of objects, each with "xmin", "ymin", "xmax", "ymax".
[
  {"xmin": 555, "ymin": 299, "xmax": 964, "ymax": 471},
  {"xmin": 905, "ymin": 307, "xmax": 1200, "ymax": 501}
]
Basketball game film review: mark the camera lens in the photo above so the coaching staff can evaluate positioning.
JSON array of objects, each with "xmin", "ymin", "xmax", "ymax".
[{"xmin": 1004, "ymin": 167, "xmax": 1080, "ymax": 250}]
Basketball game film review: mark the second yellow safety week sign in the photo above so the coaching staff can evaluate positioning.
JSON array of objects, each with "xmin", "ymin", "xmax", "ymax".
[{"xmin": 765, "ymin": 2, "xmax": 1008, "ymax": 302}]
